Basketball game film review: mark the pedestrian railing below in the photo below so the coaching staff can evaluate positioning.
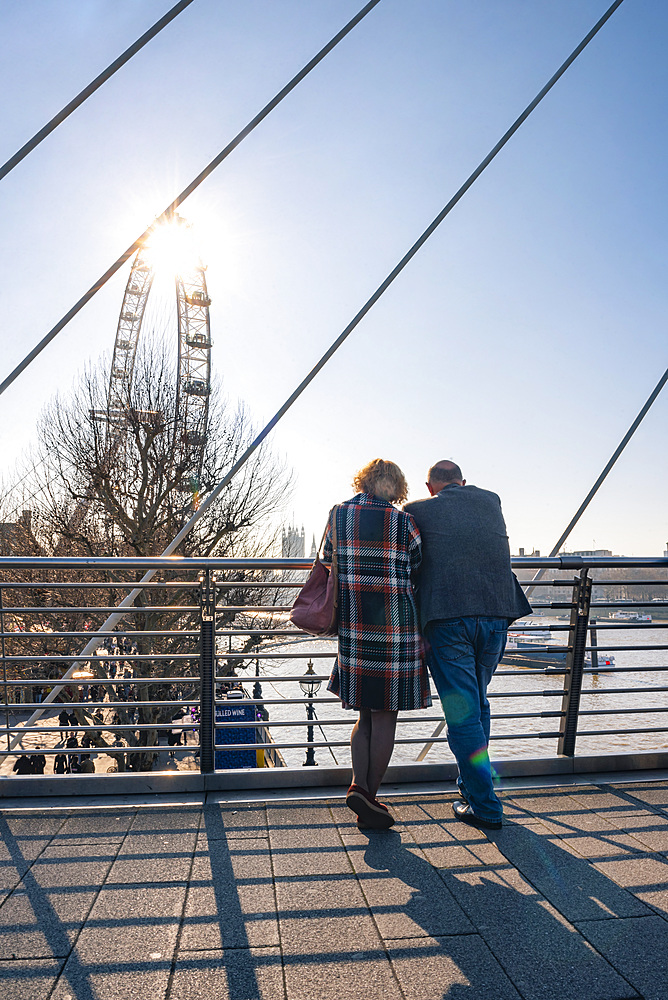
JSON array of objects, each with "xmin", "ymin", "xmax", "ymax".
[{"xmin": 0, "ymin": 555, "xmax": 667, "ymax": 791}]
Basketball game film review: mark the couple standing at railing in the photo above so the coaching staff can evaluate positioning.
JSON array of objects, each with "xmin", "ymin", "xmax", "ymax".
[{"xmin": 301, "ymin": 457, "xmax": 531, "ymax": 832}]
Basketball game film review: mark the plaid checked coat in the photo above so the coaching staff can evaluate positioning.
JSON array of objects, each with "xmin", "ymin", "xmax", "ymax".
[{"xmin": 321, "ymin": 493, "xmax": 431, "ymax": 712}]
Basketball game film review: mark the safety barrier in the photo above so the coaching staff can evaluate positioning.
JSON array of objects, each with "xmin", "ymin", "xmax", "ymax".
[{"xmin": 1, "ymin": 555, "xmax": 667, "ymax": 793}]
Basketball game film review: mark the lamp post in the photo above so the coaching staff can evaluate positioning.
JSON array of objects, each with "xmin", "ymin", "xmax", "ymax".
[
  {"xmin": 251, "ymin": 632, "xmax": 268, "ymax": 722},
  {"xmin": 300, "ymin": 659, "xmax": 321, "ymax": 766}
]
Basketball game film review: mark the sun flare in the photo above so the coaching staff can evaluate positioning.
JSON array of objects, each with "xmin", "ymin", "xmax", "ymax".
[{"xmin": 143, "ymin": 215, "xmax": 200, "ymax": 276}]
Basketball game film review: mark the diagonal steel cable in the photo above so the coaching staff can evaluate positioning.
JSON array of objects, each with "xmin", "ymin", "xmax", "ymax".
[
  {"xmin": 10, "ymin": 0, "xmax": 626, "ymax": 749},
  {"xmin": 0, "ymin": 0, "xmax": 382, "ymax": 398},
  {"xmin": 523, "ymin": 365, "xmax": 668, "ymax": 598},
  {"xmin": 0, "ymin": 0, "xmax": 197, "ymax": 182}
]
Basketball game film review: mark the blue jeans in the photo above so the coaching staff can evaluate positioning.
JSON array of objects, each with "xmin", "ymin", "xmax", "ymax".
[{"xmin": 425, "ymin": 617, "xmax": 507, "ymax": 823}]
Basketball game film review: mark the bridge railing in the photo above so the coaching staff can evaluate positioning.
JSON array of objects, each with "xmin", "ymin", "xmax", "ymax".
[{"xmin": 0, "ymin": 555, "xmax": 667, "ymax": 792}]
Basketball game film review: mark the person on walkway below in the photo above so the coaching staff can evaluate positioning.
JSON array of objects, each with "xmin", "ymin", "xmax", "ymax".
[
  {"xmin": 321, "ymin": 459, "xmax": 431, "ymax": 830},
  {"xmin": 404, "ymin": 460, "xmax": 531, "ymax": 831}
]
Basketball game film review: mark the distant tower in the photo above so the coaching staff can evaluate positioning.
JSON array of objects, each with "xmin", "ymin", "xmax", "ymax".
[
  {"xmin": 310, "ymin": 534, "xmax": 317, "ymax": 559},
  {"xmin": 664, "ymin": 542, "xmax": 668, "ymax": 559},
  {"xmin": 282, "ymin": 523, "xmax": 305, "ymax": 558}
]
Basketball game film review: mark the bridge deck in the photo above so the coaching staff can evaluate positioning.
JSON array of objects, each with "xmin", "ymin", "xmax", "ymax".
[{"xmin": 1, "ymin": 776, "xmax": 668, "ymax": 999}]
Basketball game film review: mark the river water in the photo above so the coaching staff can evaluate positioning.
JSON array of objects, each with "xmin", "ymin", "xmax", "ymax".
[{"xmin": 251, "ymin": 622, "xmax": 668, "ymax": 769}]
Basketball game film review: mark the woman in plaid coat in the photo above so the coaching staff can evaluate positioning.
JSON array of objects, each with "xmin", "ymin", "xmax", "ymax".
[{"xmin": 321, "ymin": 459, "xmax": 431, "ymax": 829}]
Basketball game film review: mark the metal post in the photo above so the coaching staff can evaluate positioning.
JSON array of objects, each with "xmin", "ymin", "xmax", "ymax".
[
  {"xmin": 557, "ymin": 569, "xmax": 591, "ymax": 756},
  {"xmin": 0, "ymin": 587, "xmax": 9, "ymax": 753},
  {"xmin": 199, "ymin": 569, "xmax": 216, "ymax": 773},
  {"xmin": 304, "ymin": 699, "xmax": 316, "ymax": 767}
]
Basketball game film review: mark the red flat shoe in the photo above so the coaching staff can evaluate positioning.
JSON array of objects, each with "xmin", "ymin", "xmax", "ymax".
[{"xmin": 346, "ymin": 784, "xmax": 395, "ymax": 829}]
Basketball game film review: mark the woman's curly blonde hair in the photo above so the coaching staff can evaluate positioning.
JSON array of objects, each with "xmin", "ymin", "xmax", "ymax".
[{"xmin": 353, "ymin": 458, "xmax": 408, "ymax": 504}]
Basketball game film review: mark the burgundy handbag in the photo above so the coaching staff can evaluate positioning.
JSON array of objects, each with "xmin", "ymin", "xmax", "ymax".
[{"xmin": 289, "ymin": 508, "xmax": 339, "ymax": 636}]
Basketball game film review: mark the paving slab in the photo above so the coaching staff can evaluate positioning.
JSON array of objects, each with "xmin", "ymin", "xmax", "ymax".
[
  {"xmin": 281, "ymin": 950, "xmax": 402, "ymax": 1000},
  {"xmin": 490, "ymin": 821, "xmax": 650, "ymax": 921},
  {"xmin": 576, "ymin": 914, "xmax": 668, "ymax": 1000},
  {"xmin": 127, "ymin": 806, "xmax": 202, "ymax": 833},
  {"xmin": 169, "ymin": 946, "xmax": 285, "ymax": 999},
  {"xmin": 56, "ymin": 885, "xmax": 185, "ymax": 999},
  {"xmin": 49, "ymin": 951, "xmax": 173, "ymax": 1000},
  {"xmin": 201, "ymin": 802, "xmax": 268, "ymax": 838},
  {"xmin": 340, "ymin": 826, "xmax": 474, "ymax": 939},
  {"xmin": 0, "ymin": 843, "xmax": 117, "ymax": 959},
  {"xmin": 388, "ymin": 799, "xmax": 488, "ymax": 869},
  {"xmin": 267, "ymin": 803, "xmax": 352, "ymax": 877},
  {"xmin": 0, "ymin": 958, "xmax": 65, "ymax": 1000},
  {"xmin": 438, "ymin": 865, "xmax": 635, "ymax": 1000},
  {"xmin": 612, "ymin": 782, "xmax": 668, "ymax": 811},
  {"xmin": 180, "ymin": 837, "xmax": 278, "ymax": 950},
  {"xmin": 593, "ymin": 854, "xmax": 668, "ymax": 894},
  {"xmin": 54, "ymin": 811, "xmax": 134, "ymax": 844},
  {"xmin": 107, "ymin": 832, "xmax": 196, "ymax": 883},
  {"xmin": 275, "ymin": 874, "xmax": 381, "ymax": 956},
  {"xmin": 388, "ymin": 934, "xmax": 521, "ymax": 1000}
]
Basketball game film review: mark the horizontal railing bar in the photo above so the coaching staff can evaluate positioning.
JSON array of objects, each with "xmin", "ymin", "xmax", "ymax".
[
  {"xmin": 0, "ymin": 581, "xmax": 201, "ymax": 590},
  {"xmin": 0, "ymin": 607, "xmax": 198, "ymax": 614},
  {"xmin": 0, "ymin": 557, "xmax": 316, "ymax": 570},
  {"xmin": 2, "ymin": 556, "xmax": 667, "ymax": 569},
  {"xmin": 571, "ymin": 686, "xmax": 668, "ymax": 695},
  {"xmin": 2, "ymin": 722, "xmax": 197, "ymax": 734},
  {"xmin": 0, "ymin": 677, "xmax": 199, "ymax": 686},
  {"xmin": 584, "ymin": 664, "xmax": 668, "ymax": 673},
  {"xmin": 496, "ymin": 668, "xmax": 568, "ymax": 676},
  {"xmin": 211, "ymin": 708, "xmax": 568, "ymax": 730},
  {"xmin": 217, "ymin": 652, "xmax": 333, "ymax": 659},
  {"xmin": 0, "ymin": 703, "xmax": 197, "ymax": 713},
  {"xmin": 584, "ymin": 623, "xmax": 668, "ymax": 630},
  {"xmin": 577, "ymin": 707, "xmax": 668, "ymax": 715},
  {"xmin": 0, "ymin": 746, "xmax": 199, "ymax": 756},
  {"xmin": 582, "ymin": 645, "xmax": 668, "ymax": 652},
  {"xmin": 0, "ymin": 631, "xmax": 200, "ymax": 639},
  {"xmin": 210, "ymin": 732, "xmax": 564, "ymax": 751},
  {"xmin": 2, "ymin": 654, "xmax": 198, "ymax": 662},
  {"xmin": 0, "ymin": 580, "xmax": 305, "ymax": 590},
  {"xmin": 573, "ymin": 726, "xmax": 668, "ymax": 736}
]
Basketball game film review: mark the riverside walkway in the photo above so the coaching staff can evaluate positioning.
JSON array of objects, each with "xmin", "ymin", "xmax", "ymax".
[{"xmin": 1, "ymin": 774, "xmax": 668, "ymax": 1000}]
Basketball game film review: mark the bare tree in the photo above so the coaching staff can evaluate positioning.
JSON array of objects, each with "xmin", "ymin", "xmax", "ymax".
[{"xmin": 1, "ymin": 341, "xmax": 293, "ymax": 769}]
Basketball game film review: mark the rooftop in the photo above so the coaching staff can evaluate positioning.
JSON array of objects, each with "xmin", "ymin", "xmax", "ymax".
[{"xmin": 2, "ymin": 772, "xmax": 668, "ymax": 999}]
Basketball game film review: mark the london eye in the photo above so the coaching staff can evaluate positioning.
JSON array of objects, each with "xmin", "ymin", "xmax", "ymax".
[{"xmin": 106, "ymin": 213, "xmax": 212, "ymax": 489}]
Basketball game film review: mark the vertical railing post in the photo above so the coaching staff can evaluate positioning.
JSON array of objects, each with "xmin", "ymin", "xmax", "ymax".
[
  {"xmin": 199, "ymin": 569, "xmax": 216, "ymax": 773},
  {"xmin": 0, "ymin": 586, "xmax": 9, "ymax": 753},
  {"xmin": 557, "ymin": 568, "xmax": 591, "ymax": 756}
]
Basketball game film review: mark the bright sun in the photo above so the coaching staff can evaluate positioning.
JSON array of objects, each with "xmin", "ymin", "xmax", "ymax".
[{"xmin": 143, "ymin": 215, "xmax": 200, "ymax": 276}]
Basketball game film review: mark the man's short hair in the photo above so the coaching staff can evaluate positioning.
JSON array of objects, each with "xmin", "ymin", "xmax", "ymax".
[{"xmin": 427, "ymin": 461, "xmax": 463, "ymax": 485}]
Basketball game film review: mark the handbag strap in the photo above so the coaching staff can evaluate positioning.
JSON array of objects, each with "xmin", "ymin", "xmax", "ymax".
[{"xmin": 316, "ymin": 505, "xmax": 338, "ymax": 563}]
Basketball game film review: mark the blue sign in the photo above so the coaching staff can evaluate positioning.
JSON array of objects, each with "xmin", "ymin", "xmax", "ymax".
[{"xmin": 214, "ymin": 702, "xmax": 257, "ymax": 769}]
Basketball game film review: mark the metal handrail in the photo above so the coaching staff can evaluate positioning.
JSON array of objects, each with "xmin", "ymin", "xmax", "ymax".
[{"xmin": 1, "ymin": 555, "xmax": 667, "ymax": 784}]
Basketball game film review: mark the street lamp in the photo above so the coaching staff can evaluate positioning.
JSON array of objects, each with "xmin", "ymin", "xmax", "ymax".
[{"xmin": 300, "ymin": 659, "xmax": 321, "ymax": 766}]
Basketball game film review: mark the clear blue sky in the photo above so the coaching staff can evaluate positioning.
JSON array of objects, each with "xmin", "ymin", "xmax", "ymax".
[{"xmin": 0, "ymin": 0, "xmax": 666, "ymax": 555}]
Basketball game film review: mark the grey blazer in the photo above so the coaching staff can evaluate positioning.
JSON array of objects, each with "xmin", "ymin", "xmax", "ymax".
[{"xmin": 404, "ymin": 484, "xmax": 532, "ymax": 629}]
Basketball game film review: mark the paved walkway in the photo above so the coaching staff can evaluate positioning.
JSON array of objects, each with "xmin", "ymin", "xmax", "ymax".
[{"xmin": 1, "ymin": 778, "xmax": 668, "ymax": 999}]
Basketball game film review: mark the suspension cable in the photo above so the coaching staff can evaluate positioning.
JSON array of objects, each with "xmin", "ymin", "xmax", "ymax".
[
  {"xmin": 524, "ymin": 365, "xmax": 668, "ymax": 597},
  {"xmin": 0, "ymin": 0, "xmax": 382, "ymax": 398},
  {"xmin": 0, "ymin": 0, "xmax": 196, "ymax": 183},
  {"xmin": 11, "ymin": 0, "xmax": 625, "ymax": 748}
]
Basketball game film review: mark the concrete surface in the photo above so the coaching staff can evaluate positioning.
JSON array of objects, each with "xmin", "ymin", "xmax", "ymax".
[{"xmin": 1, "ymin": 777, "xmax": 668, "ymax": 998}]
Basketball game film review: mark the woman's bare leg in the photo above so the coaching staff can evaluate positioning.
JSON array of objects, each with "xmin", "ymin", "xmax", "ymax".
[{"xmin": 367, "ymin": 710, "xmax": 398, "ymax": 798}]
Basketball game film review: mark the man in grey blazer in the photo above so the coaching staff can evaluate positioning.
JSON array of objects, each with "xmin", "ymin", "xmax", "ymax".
[{"xmin": 404, "ymin": 461, "xmax": 531, "ymax": 830}]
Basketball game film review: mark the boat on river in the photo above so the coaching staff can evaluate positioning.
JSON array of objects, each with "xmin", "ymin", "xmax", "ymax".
[{"xmin": 502, "ymin": 628, "xmax": 615, "ymax": 671}]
